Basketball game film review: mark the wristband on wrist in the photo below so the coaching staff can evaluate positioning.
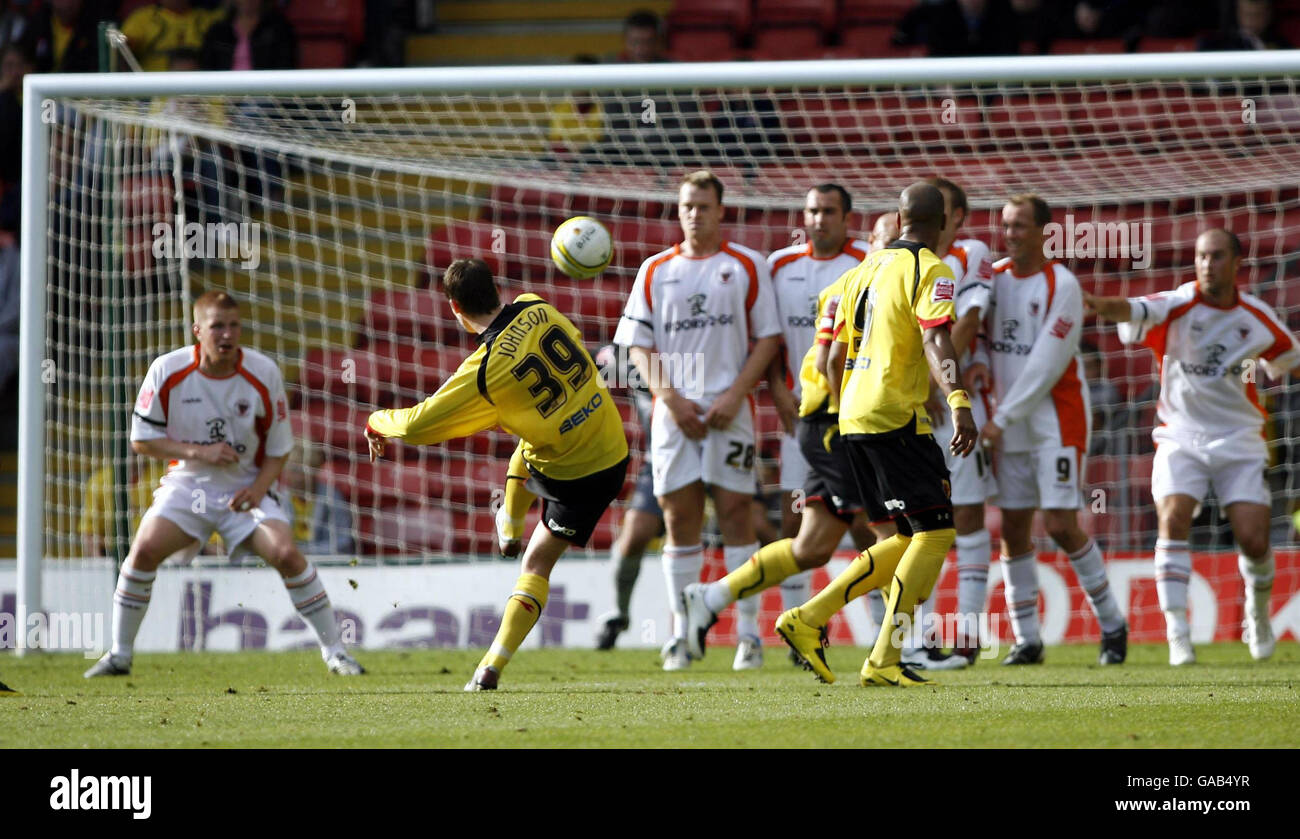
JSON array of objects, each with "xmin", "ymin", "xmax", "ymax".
[{"xmin": 946, "ymin": 389, "xmax": 972, "ymax": 411}]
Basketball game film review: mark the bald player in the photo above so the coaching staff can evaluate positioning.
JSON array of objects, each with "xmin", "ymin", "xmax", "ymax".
[
  {"xmin": 773, "ymin": 183, "xmax": 978, "ymax": 687},
  {"xmin": 1084, "ymin": 228, "xmax": 1300, "ymax": 665}
]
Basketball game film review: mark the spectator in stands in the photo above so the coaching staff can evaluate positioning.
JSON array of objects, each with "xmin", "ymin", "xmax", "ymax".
[
  {"xmin": 282, "ymin": 436, "xmax": 354, "ymax": 556},
  {"xmin": 200, "ymin": 0, "xmax": 298, "ymax": 71},
  {"xmin": 894, "ymin": 0, "xmax": 1021, "ymax": 57},
  {"xmin": 620, "ymin": 8, "xmax": 668, "ymax": 63},
  {"xmin": 122, "ymin": 0, "xmax": 224, "ymax": 72},
  {"xmin": 1055, "ymin": 1, "xmax": 1146, "ymax": 47},
  {"xmin": 605, "ymin": 9, "xmax": 701, "ymax": 165},
  {"xmin": 29, "ymin": 0, "xmax": 99, "ymax": 73},
  {"xmin": 0, "ymin": 40, "xmax": 29, "ymax": 399},
  {"xmin": 1010, "ymin": 0, "xmax": 1056, "ymax": 53},
  {"xmin": 0, "ymin": 39, "xmax": 32, "ymax": 232},
  {"xmin": 1199, "ymin": 0, "xmax": 1292, "ymax": 50},
  {"xmin": 547, "ymin": 55, "xmax": 605, "ymax": 162},
  {"xmin": 0, "ymin": 1, "xmax": 37, "ymax": 60}
]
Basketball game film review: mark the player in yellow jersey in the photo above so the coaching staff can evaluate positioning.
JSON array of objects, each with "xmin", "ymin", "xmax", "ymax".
[
  {"xmin": 365, "ymin": 259, "xmax": 629, "ymax": 691},
  {"xmin": 681, "ymin": 263, "xmax": 902, "ymax": 662},
  {"xmin": 778, "ymin": 183, "xmax": 978, "ymax": 686}
]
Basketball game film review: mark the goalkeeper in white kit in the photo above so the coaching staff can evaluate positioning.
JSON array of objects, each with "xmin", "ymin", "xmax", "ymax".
[{"xmin": 85, "ymin": 291, "xmax": 363, "ymax": 678}]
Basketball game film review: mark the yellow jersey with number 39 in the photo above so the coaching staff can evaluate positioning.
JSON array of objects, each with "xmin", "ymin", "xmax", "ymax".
[
  {"xmin": 366, "ymin": 294, "xmax": 628, "ymax": 480},
  {"xmin": 832, "ymin": 241, "xmax": 957, "ymax": 436}
]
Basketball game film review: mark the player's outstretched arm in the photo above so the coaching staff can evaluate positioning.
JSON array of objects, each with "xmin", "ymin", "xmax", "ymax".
[
  {"xmin": 1082, "ymin": 291, "xmax": 1132, "ymax": 322},
  {"xmin": 922, "ymin": 325, "xmax": 977, "ymax": 457}
]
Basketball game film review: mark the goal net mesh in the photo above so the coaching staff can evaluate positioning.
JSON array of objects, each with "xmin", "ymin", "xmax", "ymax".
[{"xmin": 38, "ymin": 71, "xmax": 1300, "ymax": 645}]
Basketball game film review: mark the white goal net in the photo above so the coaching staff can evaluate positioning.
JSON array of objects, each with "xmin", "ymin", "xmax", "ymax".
[{"xmin": 17, "ymin": 54, "xmax": 1300, "ymax": 651}]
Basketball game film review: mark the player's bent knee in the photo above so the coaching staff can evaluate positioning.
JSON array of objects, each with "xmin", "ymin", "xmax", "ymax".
[
  {"xmin": 1237, "ymin": 534, "xmax": 1270, "ymax": 560},
  {"xmin": 791, "ymin": 530, "xmax": 836, "ymax": 567},
  {"xmin": 952, "ymin": 504, "xmax": 984, "ymax": 535},
  {"xmin": 265, "ymin": 540, "xmax": 305, "ymax": 573}
]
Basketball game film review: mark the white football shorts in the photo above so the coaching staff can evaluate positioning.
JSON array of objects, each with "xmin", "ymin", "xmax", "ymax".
[
  {"xmin": 1152, "ymin": 426, "xmax": 1269, "ymax": 507},
  {"xmin": 650, "ymin": 395, "xmax": 757, "ymax": 497},
  {"xmin": 142, "ymin": 478, "xmax": 292, "ymax": 561},
  {"xmin": 931, "ymin": 393, "xmax": 997, "ymax": 506},
  {"xmin": 995, "ymin": 446, "xmax": 1084, "ymax": 510},
  {"xmin": 779, "ymin": 432, "xmax": 809, "ymax": 492}
]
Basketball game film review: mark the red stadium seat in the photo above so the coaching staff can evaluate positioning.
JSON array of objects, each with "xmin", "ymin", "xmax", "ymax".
[
  {"xmin": 1138, "ymin": 37, "xmax": 1197, "ymax": 52},
  {"xmin": 667, "ymin": 28, "xmax": 738, "ymax": 62},
  {"xmin": 752, "ymin": 26, "xmax": 826, "ymax": 61},
  {"xmin": 668, "ymin": 0, "xmax": 753, "ymax": 35},
  {"xmin": 427, "ymin": 220, "xmax": 511, "ymax": 277},
  {"xmin": 1049, "ymin": 38, "xmax": 1128, "ymax": 55},
  {"xmin": 362, "ymin": 288, "xmax": 440, "ymax": 343},
  {"xmin": 755, "ymin": 1, "xmax": 837, "ymax": 33},
  {"xmin": 301, "ymin": 343, "xmax": 435, "ymax": 404},
  {"xmin": 301, "ymin": 398, "xmax": 369, "ymax": 458},
  {"xmin": 840, "ymin": 25, "xmax": 926, "ymax": 58},
  {"xmin": 285, "ymin": 0, "xmax": 364, "ymax": 43},
  {"xmin": 842, "ymin": 0, "xmax": 917, "ymax": 25},
  {"xmin": 298, "ymin": 38, "xmax": 351, "ymax": 70}
]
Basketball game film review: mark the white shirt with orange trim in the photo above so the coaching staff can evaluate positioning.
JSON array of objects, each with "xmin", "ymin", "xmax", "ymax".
[
  {"xmin": 985, "ymin": 258, "xmax": 1090, "ymax": 454},
  {"xmin": 1117, "ymin": 281, "xmax": 1300, "ymax": 438},
  {"xmin": 943, "ymin": 237, "xmax": 994, "ymax": 366},
  {"xmin": 767, "ymin": 238, "xmax": 869, "ymax": 396},
  {"xmin": 131, "ymin": 345, "xmax": 293, "ymax": 490},
  {"xmin": 614, "ymin": 241, "xmax": 782, "ymax": 403}
]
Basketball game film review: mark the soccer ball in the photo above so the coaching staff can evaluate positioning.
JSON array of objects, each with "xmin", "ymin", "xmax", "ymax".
[{"xmin": 550, "ymin": 216, "xmax": 613, "ymax": 280}]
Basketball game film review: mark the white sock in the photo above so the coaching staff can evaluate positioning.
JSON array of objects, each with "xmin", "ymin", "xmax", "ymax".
[
  {"xmin": 1164, "ymin": 608, "xmax": 1190, "ymax": 641},
  {"xmin": 702, "ymin": 577, "xmax": 733, "ymax": 614},
  {"xmin": 1000, "ymin": 550, "xmax": 1041, "ymax": 644},
  {"xmin": 1067, "ymin": 539, "xmax": 1125, "ymax": 634},
  {"xmin": 955, "ymin": 529, "xmax": 991, "ymax": 648},
  {"xmin": 1238, "ymin": 550, "xmax": 1275, "ymax": 619},
  {"xmin": 662, "ymin": 544, "xmax": 703, "ymax": 640},
  {"xmin": 725, "ymin": 542, "xmax": 761, "ymax": 641},
  {"xmin": 283, "ymin": 564, "xmax": 343, "ymax": 659},
  {"xmin": 779, "ymin": 569, "xmax": 812, "ymax": 613},
  {"xmin": 110, "ymin": 564, "xmax": 155, "ymax": 659},
  {"xmin": 1155, "ymin": 538, "xmax": 1191, "ymax": 612}
]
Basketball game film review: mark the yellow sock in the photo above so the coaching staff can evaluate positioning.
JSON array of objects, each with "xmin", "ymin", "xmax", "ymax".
[
  {"xmin": 800, "ymin": 533, "xmax": 911, "ymax": 627},
  {"xmin": 725, "ymin": 539, "xmax": 800, "ymax": 601},
  {"xmin": 500, "ymin": 444, "xmax": 536, "ymax": 540},
  {"xmin": 479, "ymin": 573, "xmax": 549, "ymax": 674},
  {"xmin": 868, "ymin": 528, "xmax": 955, "ymax": 670}
]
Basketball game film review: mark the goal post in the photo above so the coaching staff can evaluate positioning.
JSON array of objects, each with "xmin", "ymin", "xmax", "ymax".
[{"xmin": 17, "ymin": 52, "xmax": 1300, "ymax": 653}]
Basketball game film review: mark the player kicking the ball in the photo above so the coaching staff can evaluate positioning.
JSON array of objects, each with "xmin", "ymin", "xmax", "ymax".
[
  {"xmin": 365, "ymin": 258, "xmax": 628, "ymax": 691},
  {"xmin": 1084, "ymin": 228, "xmax": 1300, "ymax": 665},
  {"xmin": 85, "ymin": 291, "xmax": 363, "ymax": 678}
]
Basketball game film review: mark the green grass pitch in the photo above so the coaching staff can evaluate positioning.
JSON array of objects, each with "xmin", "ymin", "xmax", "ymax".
[{"xmin": 1, "ymin": 642, "xmax": 1296, "ymax": 747}]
